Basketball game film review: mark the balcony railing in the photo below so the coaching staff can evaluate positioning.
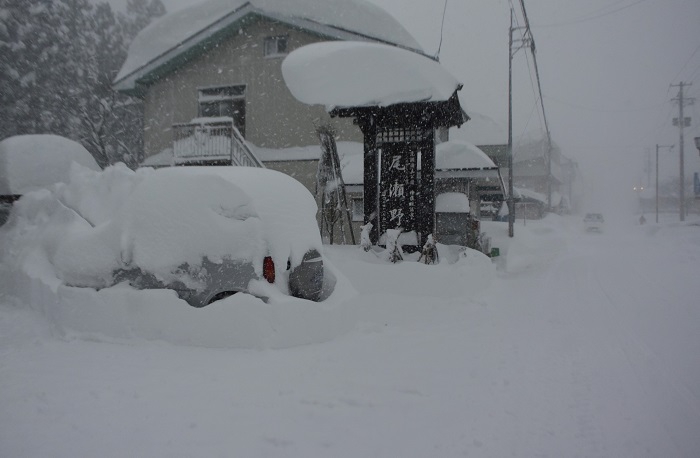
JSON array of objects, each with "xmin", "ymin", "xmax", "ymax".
[{"xmin": 172, "ymin": 119, "xmax": 264, "ymax": 168}]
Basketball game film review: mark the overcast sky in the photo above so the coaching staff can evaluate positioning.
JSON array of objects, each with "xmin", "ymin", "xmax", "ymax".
[{"xmin": 112, "ymin": 0, "xmax": 700, "ymax": 214}]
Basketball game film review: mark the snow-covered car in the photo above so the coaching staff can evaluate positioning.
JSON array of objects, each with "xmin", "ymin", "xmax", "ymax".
[
  {"xmin": 0, "ymin": 134, "xmax": 101, "ymax": 226},
  {"xmin": 1, "ymin": 164, "xmax": 331, "ymax": 307},
  {"xmin": 583, "ymin": 213, "xmax": 604, "ymax": 232}
]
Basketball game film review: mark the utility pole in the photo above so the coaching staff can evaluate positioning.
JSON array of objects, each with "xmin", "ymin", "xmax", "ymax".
[
  {"xmin": 671, "ymin": 82, "xmax": 694, "ymax": 222},
  {"xmin": 655, "ymin": 144, "xmax": 674, "ymax": 223},
  {"xmin": 508, "ymin": 8, "xmax": 515, "ymax": 238},
  {"xmin": 646, "ymin": 148, "xmax": 652, "ymax": 188},
  {"xmin": 518, "ymin": 0, "xmax": 553, "ymax": 210},
  {"xmin": 508, "ymin": 7, "xmax": 533, "ymax": 237}
]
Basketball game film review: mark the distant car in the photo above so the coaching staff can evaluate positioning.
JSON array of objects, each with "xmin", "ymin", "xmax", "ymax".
[
  {"xmin": 3, "ymin": 165, "xmax": 330, "ymax": 306},
  {"xmin": 583, "ymin": 213, "xmax": 604, "ymax": 232}
]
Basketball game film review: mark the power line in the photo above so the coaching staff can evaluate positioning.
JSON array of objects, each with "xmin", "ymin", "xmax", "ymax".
[
  {"xmin": 434, "ymin": 0, "xmax": 449, "ymax": 61},
  {"xmin": 516, "ymin": 0, "xmax": 554, "ymax": 209},
  {"xmin": 511, "ymin": 6, "xmax": 544, "ymax": 134},
  {"xmin": 544, "ymin": 95, "xmax": 667, "ymax": 113},
  {"xmin": 516, "ymin": 99, "xmax": 540, "ymax": 146},
  {"xmin": 534, "ymin": 0, "xmax": 649, "ymax": 28},
  {"xmin": 688, "ymin": 61, "xmax": 700, "ymax": 82},
  {"xmin": 671, "ymin": 43, "xmax": 700, "ymax": 82}
]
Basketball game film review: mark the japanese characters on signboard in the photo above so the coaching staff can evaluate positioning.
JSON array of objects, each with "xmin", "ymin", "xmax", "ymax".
[{"xmin": 379, "ymin": 144, "xmax": 418, "ymax": 234}]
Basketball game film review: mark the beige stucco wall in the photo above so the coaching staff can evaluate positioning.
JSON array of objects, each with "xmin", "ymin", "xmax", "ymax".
[{"xmin": 142, "ymin": 18, "xmax": 362, "ymax": 157}]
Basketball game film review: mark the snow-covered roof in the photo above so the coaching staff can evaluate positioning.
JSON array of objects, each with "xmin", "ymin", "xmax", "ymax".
[
  {"xmin": 449, "ymin": 110, "xmax": 507, "ymax": 146},
  {"xmin": 436, "ymin": 140, "xmax": 497, "ymax": 170},
  {"xmin": 115, "ymin": 0, "xmax": 424, "ymax": 91},
  {"xmin": 282, "ymin": 41, "xmax": 461, "ymax": 109},
  {"xmin": 514, "ymin": 186, "xmax": 547, "ymax": 204},
  {"xmin": 435, "ymin": 192, "xmax": 470, "ymax": 213},
  {"xmin": 0, "ymin": 135, "xmax": 101, "ymax": 195}
]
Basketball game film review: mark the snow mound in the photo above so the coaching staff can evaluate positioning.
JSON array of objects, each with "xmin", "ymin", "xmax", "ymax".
[
  {"xmin": 0, "ymin": 134, "xmax": 100, "ymax": 195},
  {"xmin": 282, "ymin": 41, "xmax": 461, "ymax": 109},
  {"xmin": 436, "ymin": 140, "xmax": 496, "ymax": 170},
  {"xmin": 0, "ymin": 163, "xmax": 357, "ymax": 349},
  {"xmin": 325, "ymin": 244, "xmax": 495, "ymax": 299},
  {"xmin": 483, "ymin": 214, "xmax": 569, "ymax": 274}
]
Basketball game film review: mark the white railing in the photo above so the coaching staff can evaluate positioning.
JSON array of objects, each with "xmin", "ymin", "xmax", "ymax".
[{"xmin": 172, "ymin": 119, "xmax": 264, "ymax": 168}]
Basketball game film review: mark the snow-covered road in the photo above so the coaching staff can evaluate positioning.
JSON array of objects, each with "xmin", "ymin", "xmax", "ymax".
[
  {"xmin": 475, "ymin": 220, "xmax": 700, "ymax": 457},
  {"xmin": 1, "ymin": 216, "xmax": 699, "ymax": 457}
]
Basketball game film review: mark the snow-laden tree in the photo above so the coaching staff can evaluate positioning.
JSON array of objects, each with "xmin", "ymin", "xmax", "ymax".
[{"xmin": 0, "ymin": 0, "xmax": 165, "ymax": 168}]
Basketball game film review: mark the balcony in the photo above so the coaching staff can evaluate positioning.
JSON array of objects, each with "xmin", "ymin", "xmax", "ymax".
[{"xmin": 172, "ymin": 118, "xmax": 264, "ymax": 168}]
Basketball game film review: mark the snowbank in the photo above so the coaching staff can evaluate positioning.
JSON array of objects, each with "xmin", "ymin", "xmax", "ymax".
[
  {"xmin": 282, "ymin": 41, "xmax": 461, "ymax": 109},
  {"xmin": 482, "ymin": 214, "xmax": 569, "ymax": 274},
  {"xmin": 0, "ymin": 163, "xmax": 357, "ymax": 349},
  {"xmin": 0, "ymin": 134, "xmax": 100, "ymax": 195},
  {"xmin": 325, "ymin": 244, "xmax": 495, "ymax": 299}
]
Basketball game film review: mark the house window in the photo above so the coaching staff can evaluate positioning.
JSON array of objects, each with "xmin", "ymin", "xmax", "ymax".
[
  {"xmin": 351, "ymin": 197, "xmax": 364, "ymax": 222},
  {"xmin": 264, "ymin": 35, "xmax": 288, "ymax": 57},
  {"xmin": 198, "ymin": 85, "xmax": 246, "ymax": 137}
]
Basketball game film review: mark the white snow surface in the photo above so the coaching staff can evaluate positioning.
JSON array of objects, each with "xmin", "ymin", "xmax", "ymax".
[
  {"xmin": 115, "ymin": 0, "xmax": 423, "ymax": 85},
  {"xmin": 0, "ymin": 162, "xmax": 357, "ymax": 349},
  {"xmin": 435, "ymin": 192, "xmax": 470, "ymax": 213},
  {"xmin": 282, "ymin": 41, "xmax": 461, "ymax": 109},
  {"xmin": 515, "ymin": 186, "xmax": 548, "ymax": 204},
  {"xmin": 1, "ymin": 163, "xmax": 324, "ymax": 294},
  {"xmin": 0, "ymin": 134, "xmax": 100, "ymax": 195},
  {"xmin": 3, "ymin": 203, "xmax": 700, "ymax": 457},
  {"xmin": 436, "ymin": 140, "xmax": 497, "ymax": 170}
]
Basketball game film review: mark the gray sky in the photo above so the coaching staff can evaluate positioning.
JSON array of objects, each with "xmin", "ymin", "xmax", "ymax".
[
  {"xmin": 367, "ymin": 0, "xmax": 700, "ymax": 213},
  {"xmin": 117, "ymin": 0, "xmax": 700, "ymax": 213}
]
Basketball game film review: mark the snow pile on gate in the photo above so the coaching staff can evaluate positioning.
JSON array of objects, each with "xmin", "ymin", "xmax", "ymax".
[
  {"xmin": 0, "ymin": 163, "xmax": 356, "ymax": 349},
  {"xmin": 282, "ymin": 41, "xmax": 461, "ymax": 109},
  {"xmin": 0, "ymin": 134, "xmax": 100, "ymax": 195},
  {"xmin": 436, "ymin": 140, "xmax": 497, "ymax": 170}
]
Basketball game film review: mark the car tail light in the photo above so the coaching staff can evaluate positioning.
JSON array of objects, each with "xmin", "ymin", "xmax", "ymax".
[{"xmin": 263, "ymin": 256, "xmax": 275, "ymax": 283}]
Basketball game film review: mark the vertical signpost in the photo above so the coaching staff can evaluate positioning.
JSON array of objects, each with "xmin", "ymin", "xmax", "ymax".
[
  {"xmin": 332, "ymin": 92, "xmax": 465, "ymax": 252},
  {"xmin": 377, "ymin": 128, "xmax": 425, "ymax": 246},
  {"xmin": 380, "ymin": 144, "xmax": 416, "ymax": 235}
]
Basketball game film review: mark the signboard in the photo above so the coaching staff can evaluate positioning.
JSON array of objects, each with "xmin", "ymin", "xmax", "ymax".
[{"xmin": 379, "ymin": 142, "xmax": 418, "ymax": 235}]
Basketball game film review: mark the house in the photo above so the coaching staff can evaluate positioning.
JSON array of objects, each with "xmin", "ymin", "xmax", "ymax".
[
  {"xmin": 450, "ymin": 111, "xmax": 509, "ymax": 169},
  {"xmin": 113, "ymin": 0, "xmax": 426, "ymax": 162},
  {"xmin": 450, "ymin": 113, "xmax": 584, "ymax": 217}
]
